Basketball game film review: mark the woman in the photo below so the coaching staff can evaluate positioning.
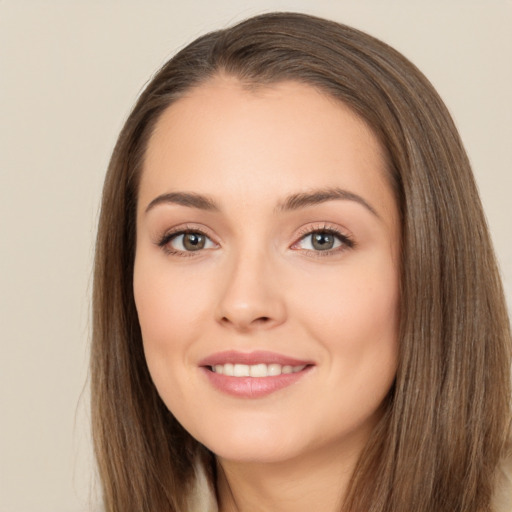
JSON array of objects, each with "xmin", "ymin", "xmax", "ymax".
[{"xmin": 91, "ymin": 12, "xmax": 512, "ymax": 512}]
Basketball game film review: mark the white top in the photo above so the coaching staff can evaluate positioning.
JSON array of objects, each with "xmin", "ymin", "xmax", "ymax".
[{"xmin": 187, "ymin": 453, "xmax": 512, "ymax": 512}]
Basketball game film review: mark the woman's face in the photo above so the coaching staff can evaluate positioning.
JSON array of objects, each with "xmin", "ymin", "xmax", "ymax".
[{"xmin": 134, "ymin": 77, "xmax": 400, "ymax": 465}]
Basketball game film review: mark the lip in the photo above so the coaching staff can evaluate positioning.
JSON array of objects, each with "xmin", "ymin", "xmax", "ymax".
[
  {"xmin": 199, "ymin": 350, "xmax": 314, "ymax": 399},
  {"xmin": 199, "ymin": 350, "xmax": 312, "ymax": 367}
]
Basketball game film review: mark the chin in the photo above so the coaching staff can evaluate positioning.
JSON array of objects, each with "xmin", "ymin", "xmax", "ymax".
[
  {"xmin": 190, "ymin": 420, "xmax": 305, "ymax": 464},
  {"xmin": 208, "ymin": 440, "xmax": 301, "ymax": 464}
]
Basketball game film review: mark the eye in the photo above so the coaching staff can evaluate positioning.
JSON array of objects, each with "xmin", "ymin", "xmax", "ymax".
[
  {"xmin": 160, "ymin": 230, "xmax": 217, "ymax": 253},
  {"xmin": 293, "ymin": 229, "xmax": 354, "ymax": 252}
]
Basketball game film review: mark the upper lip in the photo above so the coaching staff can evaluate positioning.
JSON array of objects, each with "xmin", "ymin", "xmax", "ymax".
[{"xmin": 198, "ymin": 350, "xmax": 313, "ymax": 367}]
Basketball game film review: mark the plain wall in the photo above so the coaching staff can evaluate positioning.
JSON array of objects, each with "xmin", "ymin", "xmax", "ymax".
[{"xmin": 1, "ymin": 1, "xmax": 510, "ymax": 511}]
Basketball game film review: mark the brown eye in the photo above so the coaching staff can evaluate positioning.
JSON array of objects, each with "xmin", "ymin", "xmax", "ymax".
[
  {"xmin": 168, "ymin": 232, "xmax": 215, "ymax": 252},
  {"xmin": 293, "ymin": 229, "xmax": 353, "ymax": 253},
  {"xmin": 311, "ymin": 232, "xmax": 336, "ymax": 250},
  {"xmin": 182, "ymin": 233, "xmax": 206, "ymax": 251}
]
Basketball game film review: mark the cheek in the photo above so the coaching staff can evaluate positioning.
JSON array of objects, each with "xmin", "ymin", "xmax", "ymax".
[
  {"xmin": 133, "ymin": 256, "xmax": 208, "ymax": 390},
  {"xmin": 303, "ymin": 268, "xmax": 399, "ymax": 432},
  {"xmin": 134, "ymin": 276, "xmax": 182, "ymax": 355},
  {"xmin": 291, "ymin": 255, "xmax": 400, "ymax": 395},
  {"xmin": 133, "ymin": 270, "xmax": 201, "ymax": 427},
  {"xmin": 296, "ymin": 256, "xmax": 399, "ymax": 343},
  {"xmin": 134, "ymin": 252, "xmax": 209, "ymax": 341}
]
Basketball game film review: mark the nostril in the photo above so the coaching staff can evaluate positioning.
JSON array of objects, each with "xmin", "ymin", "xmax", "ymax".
[
  {"xmin": 220, "ymin": 315, "xmax": 271, "ymax": 327},
  {"xmin": 253, "ymin": 316, "xmax": 271, "ymax": 326}
]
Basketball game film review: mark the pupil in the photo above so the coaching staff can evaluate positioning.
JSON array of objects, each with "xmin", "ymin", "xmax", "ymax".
[
  {"xmin": 312, "ymin": 232, "xmax": 334, "ymax": 250},
  {"xmin": 184, "ymin": 233, "xmax": 205, "ymax": 251}
]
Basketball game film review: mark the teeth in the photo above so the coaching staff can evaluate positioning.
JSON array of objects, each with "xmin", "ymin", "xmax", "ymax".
[
  {"xmin": 250, "ymin": 363, "xmax": 267, "ymax": 377},
  {"xmin": 211, "ymin": 363, "xmax": 306, "ymax": 377},
  {"xmin": 234, "ymin": 364, "xmax": 250, "ymax": 377},
  {"xmin": 268, "ymin": 364, "xmax": 281, "ymax": 376}
]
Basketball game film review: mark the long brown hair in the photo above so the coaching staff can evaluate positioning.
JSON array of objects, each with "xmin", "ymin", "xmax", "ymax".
[{"xmin": 91, "ymin": 12, "xmax": 511, "ymax": 512}]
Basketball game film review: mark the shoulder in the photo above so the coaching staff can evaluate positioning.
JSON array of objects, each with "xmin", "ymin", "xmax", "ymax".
[
  {"xmin": 186, "ymin": 460, "xmax": 218, "ymax": 512},
  {"xmin": 186, "ymin": 454, "xmax": 512, "ymax": 512},
  {"xmin": 493, "ymin": 445, "xmax": 512, "ymax": 512}
]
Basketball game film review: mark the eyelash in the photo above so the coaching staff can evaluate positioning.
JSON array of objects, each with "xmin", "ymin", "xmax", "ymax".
[
  {"xmin": 156, "ymin": 224, "xmax": 355, "ymax": 257},
  {"xmin": 292, "ymin": 224, "xmax": 355, "ymax": 257},
  {"xmin": 157, "ymin": 225, "xmax": 217, "ymax": 257}
]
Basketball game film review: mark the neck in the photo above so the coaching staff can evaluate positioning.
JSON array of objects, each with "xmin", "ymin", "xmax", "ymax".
[{"xmin": 216, "ymin": 440, "xmax": 363, "ymax": 512}]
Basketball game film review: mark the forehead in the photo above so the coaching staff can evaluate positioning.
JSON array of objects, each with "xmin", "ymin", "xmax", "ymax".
[{"xmin": 139, "ymin": 77, "xmax": 394, "ymax": 217}]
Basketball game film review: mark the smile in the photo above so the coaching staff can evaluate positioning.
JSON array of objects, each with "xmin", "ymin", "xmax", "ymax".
[
  {"xmin": 210, "ymin": 363, "xmax": 307, "ymax": 377},
  {"xmin": 199, "ymin": 351, "xmax": 313, "ymax": 398}
]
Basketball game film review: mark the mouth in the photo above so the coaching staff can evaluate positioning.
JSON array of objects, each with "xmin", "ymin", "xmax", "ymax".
[
  {"xmin": 199, "ymin": 351, "xmax": 314, "ymax": 398},
  {"xmin": 209, "ymin": 363, "xmax": 307, "ymax": 377}
]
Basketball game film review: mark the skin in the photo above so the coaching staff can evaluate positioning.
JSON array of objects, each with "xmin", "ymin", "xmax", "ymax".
[{"xmin": 133, "ymin": 76, "xmax": 401, "ymax": 512}]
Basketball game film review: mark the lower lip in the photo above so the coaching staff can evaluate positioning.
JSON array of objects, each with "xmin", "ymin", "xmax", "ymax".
[{"xmin": 201, "ymin": 366, "xmax": 312, "ymax": 398}]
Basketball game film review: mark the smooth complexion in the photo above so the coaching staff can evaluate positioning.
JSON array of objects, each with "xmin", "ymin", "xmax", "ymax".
[{"xmin": 133, "ymin": 77, "xmax": 401, "ymax": 512}]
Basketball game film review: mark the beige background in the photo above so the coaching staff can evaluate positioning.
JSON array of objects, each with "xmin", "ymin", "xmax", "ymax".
[{"xmin": 0, "ymin": 1, "xmax": 510, "ymax": 511}]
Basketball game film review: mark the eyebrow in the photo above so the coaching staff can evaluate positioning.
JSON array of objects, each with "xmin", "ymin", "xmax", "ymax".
[
  {"xmin": 276, "ymin": 187, "xmax": 379, "ymax": 218},
  {"xmin": 145, "ymin": 192, "xmax": 220, "ymax": 213},
  {"xmin": 145, "ymin": 187, "xmax": 379, "ymax": 218}
]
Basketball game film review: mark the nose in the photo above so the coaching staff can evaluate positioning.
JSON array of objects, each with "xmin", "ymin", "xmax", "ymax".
[{"xmin": 215, "ymin": 250, "xmax": 287, "ymax": 332}]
